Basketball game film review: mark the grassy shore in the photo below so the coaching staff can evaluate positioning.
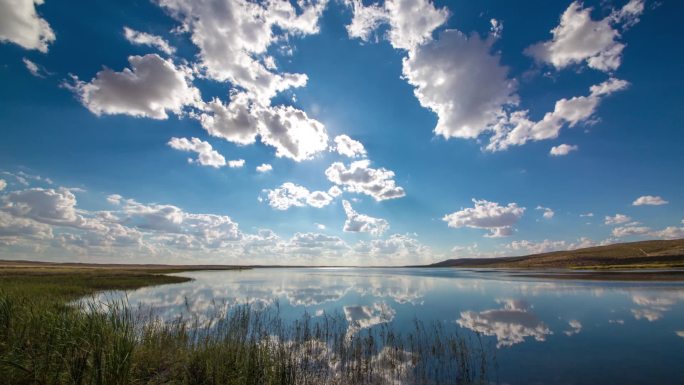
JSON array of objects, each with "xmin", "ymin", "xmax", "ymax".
[
  {"xmin": 0, "ymin": 266, "xmax": 492, "ymax": 385},
  {"xmin": 429, "ymin": 238, "xmax": 684, "ymax": 270}
]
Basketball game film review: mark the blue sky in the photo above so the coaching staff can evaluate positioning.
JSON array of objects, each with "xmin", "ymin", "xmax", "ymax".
[{"xmin": 0, "ymin": 0, "xmax": 682, "ymax": 265}]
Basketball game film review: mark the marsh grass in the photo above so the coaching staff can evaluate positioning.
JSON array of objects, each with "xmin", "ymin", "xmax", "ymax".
[{"xmin": 0, "ymin": 292, "xmax": 494, "ymax": 385}]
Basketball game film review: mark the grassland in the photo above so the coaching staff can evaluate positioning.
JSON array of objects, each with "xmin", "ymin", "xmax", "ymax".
[
  {"xmin": 429, "ymin": 239, "xmax": 684, "ymax": 272},
  {"xmin": 0, "ymin": 265, "xmax": 492, "ymax": 385}
]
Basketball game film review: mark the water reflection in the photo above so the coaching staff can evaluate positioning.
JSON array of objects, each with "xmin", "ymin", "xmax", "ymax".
[
  {"xmin": 456, "ymin": 299, "xmax": 552, "ymax": 347},
  {"xmin": 86, "ymin": 267, "xmax": 684, "ymax": 384}
]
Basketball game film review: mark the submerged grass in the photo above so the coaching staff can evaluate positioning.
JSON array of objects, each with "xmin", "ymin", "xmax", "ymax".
[{"xmin": 0, "ymin": 268, "xmax": 494, "ymax": 385}]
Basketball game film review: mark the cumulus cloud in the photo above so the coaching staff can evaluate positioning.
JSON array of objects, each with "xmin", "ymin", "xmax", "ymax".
[
  {"xmin": 632, "ymin": 195, "xmax": 668, "ymax": 206},
  {"xmin": 345, "ymin": 0, "xmax": 388, "ymax": 42},
  {"xmin": 70, "ymin": 54, "xmax": 201, "ymax": 119},
  {"xmin": 650, "ymin": 226, "xmax": 684, "ymax": 240},
  {"xmin": 258, "ymin": 105, "xmax": 329, "ymax": 161},
  {"xmin": 0, "ymin": 0, "xmax": 55, "ymax": 52},
  {"xmin": 403, "ymin": 29, "xmax": 518, "ymax": 140},
  {"xmin": 506, "ymin": 237, "xmax": 596, "ymax": 255},
  {"xmin": 0, "ymin": 187, "xmax": 144, "ymax": 249},
  {"xmin": 488, "ymin": 78, "xmax": 629, "ymax": 151},
  {"xmin": 157, "ymin": 0, "xmax": 326, "ymax": 103},
  {"xmin": 354, "ymin": 233, "xmax": 432, "ymax": 263},
  {"xmin": 457, "ymin": 299, "xmax": 552, "ymax": 348},
  {"xmin": 168, "ymin": 137, "xmax": 227, "ymax": 168},
  {"xmin": 123, "ymin": 27, "xmax": 175, "ymax": 55},
  {"xmin": 198, "ymin": 93, "xmax": 260, "ymax": 145},
  {"xmin": 611, "ymin": 225, "xmax": 650, "ymax": 238},
  {"xmin": 536, "ymin": 205, "xmax": 554, "ymax": 219},
  {"xmin": 333, "ymin": 134, "xmax": 367, "ymax": 158},
  {"xmin": 119, "ymin": 198, "xmax": 242, "ymax": 248},
  {"xmin": 227, "ymin": 159, "xmax": 245, "ymax": 168},
  {"xmin": 342, "ymin": 200, "xmax": 389, "ymax": 236},
  {"xmin": 256, "ymin": 164, "xmax": 272, "ymax": 173},
  {"xmin": 0, "ymin": 179, "xmax": 6, "ymax": 191},
  {"xmin": 2, "ymin": 187, "xmax": 86, "ymax": 227},
  {"xmin": 199, "ymin": 95, "xmax": 329, "ymax": 161},
  {"xmin": 0, "ymin": 211, "xmax": 53, "ymax": 245},
  {"xmin": 604, "ymin": 214, "xmax": 631, "ymax": 225},
  {"xmin": 325, "ymin": 160, "xmax": 405, "ymax": 201},
  {"xmin": 262, "ymin": 182, "xmax": 334, "ymax": 210},
  {"xmin": 525, "ymin": 0, "xmax": 645, "ymax": 72},
  {"xmin": 550, "ymin": 144, "xmax": 578, "ymax": 156},
  {"xmin": 443, "ymin": 199, "xmax": 525, "ymax": 238},
  {"xmin": 346, "ymin": 0, "xmax": 449, "ymax": 51}
]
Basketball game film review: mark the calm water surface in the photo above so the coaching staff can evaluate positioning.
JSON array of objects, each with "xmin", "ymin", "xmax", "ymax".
[{"xmin": 92, "ymin": 268, "xmax": 684, "ymax": 384}]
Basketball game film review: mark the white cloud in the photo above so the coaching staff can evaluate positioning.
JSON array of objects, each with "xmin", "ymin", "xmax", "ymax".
[
  {"xmin": 457, "ymin": 299, "xmax": 552, "ymax": 348},
  {"xmin": 525, "ymin": 0, "xmax": 644, "ymax": 72},
  {"xmin": 488, "ymin": 78, "xmax": 629, "ymax": 151},
  {"xmin": 345, "ymin": 0, "xmax": 388, "ymax": 42},
  {"xmin": 489, "ymin": 18, "xmax": 503, "ymax": 38},
  {"xmin": 257, "ymin": 105, "xmax": 329, "ymax": 161},
  {"xmin": 342, "ymin": 200, "xmax": 389, "ymax": 236},
  {"xmin": 157, "ymin": 0, "xmax": 326, "ymax": 103},
  {"xmin": 0, "ymin": 179, "xmax": 6, "ymax": 191},
  {"xmin": 564, "ymin": 320, "xmax": 582, "ymax": 336},
  {"xmin": 580, "ymin": 212, "xmax": 594, "ymax": 217},
  {"xmin": 0, "ymin": 0, "xmax": 55, "ymax": 52},
  {"xmin": 325, "ymin": 160, "xmax": 405, "ymax": 201},
  {"xmin": 199, "ymin": 95, "xmax": 329, "ymax": 162},
  {"xmin": 354, "ymin": 233, "xmax": 432, "ymax": 263},
  {"xmin": 550, "ymin": 144, "xmax": 578, "ymax": 156},
  {"xmin": 632, "ymin": 195, "xmax": 668, "ymax": 206},
  {"xmin": 346, "ymin": 0, "xmax": 449, "ymax": 51},
  {"xmin": 0, "ymin": 211, "xmax": 53, "ymax": 245},
  {"xmin": 536, "ymin": 205, "xmax": 554, "ymax": 219},
  {"xmin": 384, "ymin": 0, "xmax": 449, "ymax": 51},
  {"xmin": 256, "ymin": 163, "xmax": 272, "ymax": 173},
  {"xmin": 650, "ymin": 226, "xmax": 684, "ymax": 240},
  {"xmin": 168, "ymin": 137, "xmax": 227, "ymax": 168},
  {"xmin": 443, "ymin": 199, "xmax": 525, "ymax": 238},
  {"xmin": 227, "ymin": 159, "xmax": 245, "ymax": 168},
  {"xmin": 121, "ymin": 198, "xmax": 242, "ymax": 247},
  {"xmin": 70, "ymin": 54, "xmax": 201, "ymax": 119},
  {"xmin": 123, "ymin": 27, "xmax": 175, "ymax": 55},
  {"xmin": 611, "ymin": 225, "xmax": 650, "ymax": 238},
  {"xmin": 198, "ymin": 93, "xmax": 260, "ymax": 145},
  {"xmin": 506, "ymin": 237, "xmax": 596, "ymax": 255},
  {"xmin": 604, "ymin": 214, "xmax": 631, "ymax": 225},
  {"xmin": 333, "ymin": 134, "xmax": 367, "ymax": 158},
  {"xmin": 287, "ymin": 232, "xmax": 348, "ymax": 255},
  {"xmin": 328, "ymin": 185, "xmax": 343, "ymax": 198},
  {"xmin": 2, "ymin": 187, "xmax": 86, "ymax": 227},
  {"xmin": 403, "ymin": 29, "xmax": 518, "ymax": 140},
  {"xmin": 23, "ymin": 57, "xmax": 45, "ymax": 77},
  {"xmin": 263, "ymin": 182, "xmax": 334, "ymax": 210}
]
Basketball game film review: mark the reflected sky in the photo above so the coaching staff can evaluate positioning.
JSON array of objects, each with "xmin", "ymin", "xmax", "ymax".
[{"xmin": 88, "ymin": 268, "xmax": 684, "ymax": 385}]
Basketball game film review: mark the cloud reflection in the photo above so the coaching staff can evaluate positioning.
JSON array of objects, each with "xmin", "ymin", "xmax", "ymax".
[{"xmin": 456, "ymin": 299, "xmax": 552, "ymax": 348}]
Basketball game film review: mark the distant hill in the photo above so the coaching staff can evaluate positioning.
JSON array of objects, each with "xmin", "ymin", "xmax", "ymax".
[{"xmin": 428, "ymin": 239, "xmax": 684, "ymax": 269}]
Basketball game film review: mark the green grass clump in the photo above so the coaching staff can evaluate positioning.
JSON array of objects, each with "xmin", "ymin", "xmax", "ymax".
[{"xmin": 0, "ymin": 268, "xmax": 493, "ymax": 385}]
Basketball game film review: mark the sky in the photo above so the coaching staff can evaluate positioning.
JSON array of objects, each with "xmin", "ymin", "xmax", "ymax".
[{"xmin": 0, "ymin": 0, "xmax": 682, "ymax": 265}]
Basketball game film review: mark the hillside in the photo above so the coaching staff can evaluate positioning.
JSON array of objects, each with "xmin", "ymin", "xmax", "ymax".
[{"xmin": 429, "ymin": 239, "xmax": 684, "ymax": 269}]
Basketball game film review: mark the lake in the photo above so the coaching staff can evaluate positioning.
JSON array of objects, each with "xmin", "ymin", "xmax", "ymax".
[{"xmin": 89, "ymin": 268, "xmax": 684, "ymax": 384}]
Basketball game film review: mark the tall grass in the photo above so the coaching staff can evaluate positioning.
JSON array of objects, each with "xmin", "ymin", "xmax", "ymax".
[{"xmin": 0, "ymin": 291, "xmax": 494, "ymax": 385}]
